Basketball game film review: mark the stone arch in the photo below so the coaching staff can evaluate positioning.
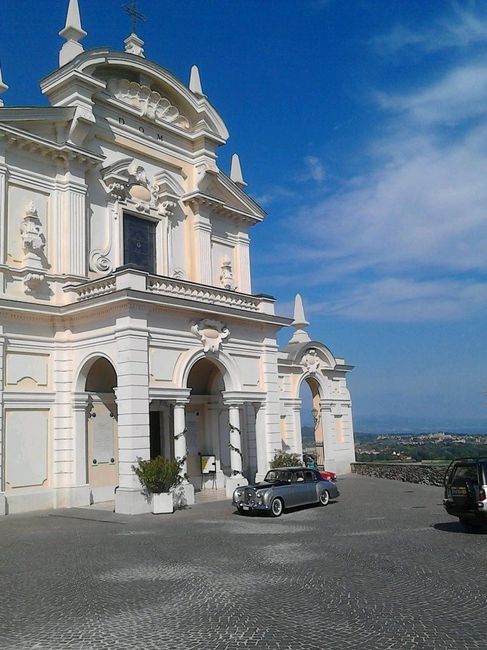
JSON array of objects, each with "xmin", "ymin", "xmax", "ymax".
[
  {"xmin": 175, "ymin": 348, "xmax": 242, "ymax": 393},
  {"xmin": 74, "ymin": 352, "xmax": 118, "ymax": 393},
  {"xmin": 73, "ymin": 353, "xmax": 119, "ymax": 504}
]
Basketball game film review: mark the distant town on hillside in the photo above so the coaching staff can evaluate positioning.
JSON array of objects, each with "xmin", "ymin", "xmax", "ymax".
[{"xmin": 302, "ymin": 424, "xmax": 487, "ymax": 464}]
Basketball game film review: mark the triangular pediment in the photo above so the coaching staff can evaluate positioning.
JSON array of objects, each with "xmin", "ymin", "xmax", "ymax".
[{"xmin": 192, "ymin": 170, "xmax": 265, "ymax": 222}]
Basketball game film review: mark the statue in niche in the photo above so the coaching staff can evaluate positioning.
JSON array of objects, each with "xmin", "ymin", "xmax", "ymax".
[{"xmin": 220, "ymin": 255, "xmax": 235, "ymax": 290}]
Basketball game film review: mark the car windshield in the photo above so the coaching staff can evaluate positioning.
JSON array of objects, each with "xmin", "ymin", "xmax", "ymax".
[{"xmin": 264, "ymin": 470, "xmax": 291, "ymax": 483}]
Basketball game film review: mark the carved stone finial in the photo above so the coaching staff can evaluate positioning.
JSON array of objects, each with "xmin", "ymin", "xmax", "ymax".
[
  {"xmin": 230, "ymin": 154, "xmax": 247, "ymax": 189},
  {"xmin": 220, "ymin": 255, "xmax": 235, "ymax": 291},
  {"xmin": 191, "ymin": 319, "xmax": 230, "ymax": 353},
  {"xmin": 59, "ymin": 0, "xmax": 87, "ymax": 67},
  {"xmin": 288, "ymin": 293, "xmax": 311, "ymax": 345},
  {"xmin": 124, "ymin": 33, "xmax": 145, "ymax": 57},
  {"xmin": 189, "ymin": 65, "xmax": 203, "ymax": 95},
  {"xmin": 0, "ymin": 63, "xmax": 8, "ymax": 107}
]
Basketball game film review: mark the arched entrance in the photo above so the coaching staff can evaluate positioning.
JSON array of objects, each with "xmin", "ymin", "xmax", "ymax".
[
  {"xmin": 299, "ymin": 375, "xmax": 325, "ymax": 468},
  {"xmin": 185, "ymin": 357, "xmax": 231, "ymax": 490},
  {"xmin": 82, "ymin": 357, "xmax": 118, "ymax": 503}
]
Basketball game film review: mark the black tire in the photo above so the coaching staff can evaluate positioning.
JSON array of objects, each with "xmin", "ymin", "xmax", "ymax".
[
  {"xmin": 270, "ymin": 498, "xmax": 283, "ymax": 517},
  {"xmin": 319, "ymin": 490, "xmax": 330, "ymax": 506}
]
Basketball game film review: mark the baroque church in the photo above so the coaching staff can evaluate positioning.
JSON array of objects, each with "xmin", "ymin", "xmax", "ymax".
[{"xmin": 0, "ymin": 0, "xmax": 355, "ymax": 515}]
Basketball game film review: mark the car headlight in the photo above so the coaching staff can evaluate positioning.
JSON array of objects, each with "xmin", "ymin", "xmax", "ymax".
[
  {"xmin": 256, "ymin": 490, "xmax": 266, "ymax": 498},
  {"xmin": 235, "ymin": 490, "xmax": 242, "ymax": 498}
]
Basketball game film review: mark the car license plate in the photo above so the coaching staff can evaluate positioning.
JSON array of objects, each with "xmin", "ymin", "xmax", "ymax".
[
  {"xmin": 242, "ymin": 505, "xmax": 250, "ymax": 510},
  {"xmin": 452, "ymin": 487, "xmax": 467, "ymax": 496}
]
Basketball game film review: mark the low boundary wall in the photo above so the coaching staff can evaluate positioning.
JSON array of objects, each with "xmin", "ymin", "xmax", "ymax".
[{"xmin": 351, "ymin": 462, "xmax": 447, "ymax": 487}]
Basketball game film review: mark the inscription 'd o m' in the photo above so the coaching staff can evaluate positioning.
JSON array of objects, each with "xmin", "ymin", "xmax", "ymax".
[{"xmin": 118, "ymin": 117, "xmax": 164, "ymax": 141}]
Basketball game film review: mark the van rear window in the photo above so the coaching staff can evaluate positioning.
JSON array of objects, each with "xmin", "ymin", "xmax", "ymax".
[{"xmin": 452, "ymin": 465, "xmax": 478, "ymax": 486}]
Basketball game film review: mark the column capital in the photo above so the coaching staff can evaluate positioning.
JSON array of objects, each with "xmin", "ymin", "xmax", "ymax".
[
  {"xmin": 72, "ymin": 392, "xmax": 90, "ymax": 409},
  {"xmin": 174, "ymin": 398, "xmax": 190, "ymax": 407}
]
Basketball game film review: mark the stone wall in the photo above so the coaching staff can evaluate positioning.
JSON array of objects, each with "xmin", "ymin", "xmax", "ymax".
[{"xmin": 351, "ymin": 462, "xmax": 447, "ymax": 487}]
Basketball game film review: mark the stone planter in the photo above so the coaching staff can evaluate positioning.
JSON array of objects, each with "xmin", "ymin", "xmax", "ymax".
[{"xmin": 151, "ymin": 492, "xmax": 173, "ymax": 514}]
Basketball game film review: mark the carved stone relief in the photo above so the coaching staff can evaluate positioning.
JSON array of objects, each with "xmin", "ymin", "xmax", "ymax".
[
  {"xmin": 220, "ymin": 255, "xmax": 235, "ymax": 290},
  {"xmin": 107, "ymin": 78, "xmax": 190, "ymax": 129},
  {"xmin": 191, "ymin": 319, "xmax": 230, "ymax": 353},
  {"xmin": 20, "ymin": 202, "xmax": 46, "ymax": 269},
  {"xmin": 301, "ymin": 348, "xmax": 321, "ymax": 374}
]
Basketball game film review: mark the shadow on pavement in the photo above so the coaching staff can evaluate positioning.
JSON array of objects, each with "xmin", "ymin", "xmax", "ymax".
[{"xmin": 433, "ymin": 521, "xmax": 487, "ymax": 534}]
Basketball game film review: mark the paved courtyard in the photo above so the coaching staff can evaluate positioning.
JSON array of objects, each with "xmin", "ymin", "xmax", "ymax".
[{"xmin": 0, "ymin": 474, "xmax": 484, "ymax": 650}]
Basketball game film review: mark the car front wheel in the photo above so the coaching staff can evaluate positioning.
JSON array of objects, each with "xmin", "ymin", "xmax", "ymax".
[
  {"xmin": 319, "ymin": 490, "xmax": 330, "ymax": 506},
  {"xmin": 270, "ymin": 498, "xmax": 283, "ymax": 517}
]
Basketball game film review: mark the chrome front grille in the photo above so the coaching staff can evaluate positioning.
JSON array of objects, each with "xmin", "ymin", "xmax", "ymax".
[{"xmin": 244, "ymin": 488, "xmax": 256, "ymax": 505}]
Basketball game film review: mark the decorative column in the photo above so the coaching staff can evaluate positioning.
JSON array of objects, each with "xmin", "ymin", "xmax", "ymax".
[
  {"xmin": 173, "ymin": 399, "xmax": 195, "ymax": 506},
  {"xmin": 224, "ymin": 401, "xmax": 248, "ymax": 497},
  {"xmin": 254, "ymin": 402, "xmax": 268, "ymax": 483},
  {"xmin": 207, "ymin": 402, "xmax": 224, "ymax": 488}
]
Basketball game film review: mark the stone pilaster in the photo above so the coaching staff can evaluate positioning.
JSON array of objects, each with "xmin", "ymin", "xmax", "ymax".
[
  {"xmin": 235, "ymin": 231, "xmax": 251, "ymax": 294},
  {"xmin": 0, "ymin": 328, "xmax": 5, "ymax": 514},
  {"xmin": 114, "ymin": 317, "xmax": 151, "ymax": 514},
  {"xmin": 193, "ymin": 210, "xmax": 212, "ymax": 285}
]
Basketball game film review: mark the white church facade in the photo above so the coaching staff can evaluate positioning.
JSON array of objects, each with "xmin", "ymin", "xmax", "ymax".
[{"xmin": 0, "ymin": 1, "xmax": 355, "ymax": 515}]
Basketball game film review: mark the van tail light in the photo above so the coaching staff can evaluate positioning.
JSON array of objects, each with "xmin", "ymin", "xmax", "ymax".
[{"xmin": 479, "ymin": 488, "xmax": 486, "ymax": 501}]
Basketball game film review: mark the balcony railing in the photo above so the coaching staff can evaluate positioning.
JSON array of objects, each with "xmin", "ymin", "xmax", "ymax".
[{"xmin": 65, "ymin": 269, "xmax": 275, "ymax": 314}]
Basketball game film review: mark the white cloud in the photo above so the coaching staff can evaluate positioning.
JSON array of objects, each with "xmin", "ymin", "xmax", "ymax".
[
  {"xmin": 372, "ymin": 3, "xmax": 487, "ymax": 54},
  {"xmin": 263, "ymin": 22, "xmax": 487, "ymax": 321},
  {"xmin": 303, "ymin": 156, "xmax": 326, "ymax": 183},
  {"xmin": 376, "ymin": 62, "xmax": 487, "ymax": 125}
]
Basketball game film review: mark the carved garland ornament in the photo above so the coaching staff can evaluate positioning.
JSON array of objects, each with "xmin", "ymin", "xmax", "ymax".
[{"xmin": 191, "ymin": 319, "xmax": 230, "ymax": 353}]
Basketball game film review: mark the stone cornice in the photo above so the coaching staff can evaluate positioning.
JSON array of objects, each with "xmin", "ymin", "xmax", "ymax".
[
  {"xmin": 0, "ymin": 124, "xmax": 104, "ymax": 166},
  {"xmin": 182, "ymin": 191, "xmax": 261, "ymax": 225}
]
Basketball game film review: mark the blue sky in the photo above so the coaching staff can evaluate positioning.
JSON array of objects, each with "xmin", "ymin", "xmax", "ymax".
[{"xmin": 1, "ymin": 0, "xmax": 486, "ymax": 430}]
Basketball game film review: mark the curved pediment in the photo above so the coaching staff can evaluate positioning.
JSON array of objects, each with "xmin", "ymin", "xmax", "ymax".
[{"xmin": 41, "ymin": 49, "xmax": 229, "ymax": 142}]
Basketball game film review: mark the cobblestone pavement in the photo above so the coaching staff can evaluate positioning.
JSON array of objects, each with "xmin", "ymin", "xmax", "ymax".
[{"xmin": 0, "ymin": 474, "xmax": 485, "ymax": 650}]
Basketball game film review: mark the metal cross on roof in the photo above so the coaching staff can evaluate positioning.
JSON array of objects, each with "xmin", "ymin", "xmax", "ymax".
[{"xmin": 123, "ymin": 1, "xmax": 146, "ymax": 34}]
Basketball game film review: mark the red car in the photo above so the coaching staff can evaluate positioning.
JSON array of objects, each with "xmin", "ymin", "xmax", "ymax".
[{"xmin": 320, "ymin": 470, "xmax": 337, "ymax": 482}]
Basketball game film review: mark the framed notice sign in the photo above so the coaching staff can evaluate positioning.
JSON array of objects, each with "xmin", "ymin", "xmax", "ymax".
[{"xmin": 200, "ymin": 454, "xmax": 216, "ymax": 474}]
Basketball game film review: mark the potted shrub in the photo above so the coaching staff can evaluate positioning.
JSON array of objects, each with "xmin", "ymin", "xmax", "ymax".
[
  {"xmin": 270, "ymin": 450, "xmax": 303, "ymax": 469},
  {"xmin": 132, "ymin": 456, "xmax": 183, "ymax": 514}
]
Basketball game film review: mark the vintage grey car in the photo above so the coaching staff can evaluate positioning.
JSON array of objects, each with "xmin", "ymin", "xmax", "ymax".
[{"xmin": 232, "ymin": 467, "xmax": 339, "ymax": 517}]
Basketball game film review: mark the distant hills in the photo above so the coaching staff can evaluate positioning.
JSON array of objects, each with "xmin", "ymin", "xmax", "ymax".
[
  {"xmin": 354, "ymin": 415, "xmax": 487, "ymax": 436},
  {"xmin": 301, "ymin": 417, "xmax": 487, "ymax": 438}
]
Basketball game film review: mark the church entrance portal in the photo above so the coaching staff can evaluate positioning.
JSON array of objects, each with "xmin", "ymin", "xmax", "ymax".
[{"xmin": 185, "ymin": 358, "xmax": 232, "ymax": 490}]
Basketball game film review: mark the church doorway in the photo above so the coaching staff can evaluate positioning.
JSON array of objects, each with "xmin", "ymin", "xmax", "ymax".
[
  {"xmin": 299, "ymin": 376, "xmax": 325, "ymax": 468},
  {"xmin": 185, "ymin": 358, "xmax": 233, "ymax": 490},
  {"xmin": 84, "ymin": 358, "xmax": 118, "ymax": 503}
]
